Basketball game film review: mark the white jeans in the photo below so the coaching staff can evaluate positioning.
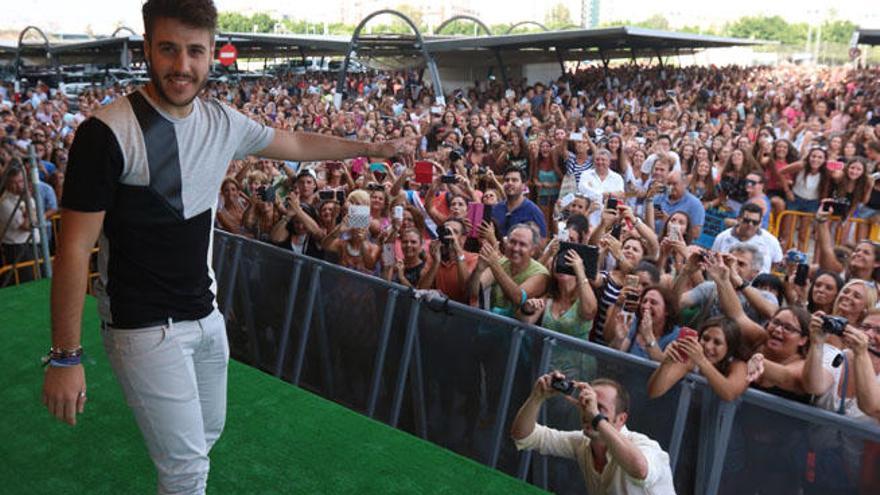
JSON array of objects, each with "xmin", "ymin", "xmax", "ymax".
[{"xmin": 102, "ymin": 309, "xmax": 229, "ymax": 495}]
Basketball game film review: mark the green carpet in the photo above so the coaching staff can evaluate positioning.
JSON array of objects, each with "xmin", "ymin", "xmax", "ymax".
[{"xmin": 0, "ymin": 281, "xmax": 544, "ymax": 494}]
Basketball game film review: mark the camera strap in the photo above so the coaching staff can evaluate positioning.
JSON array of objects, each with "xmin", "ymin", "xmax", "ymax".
[{"xmin": 837, "ymin": 352, "xmax": 849, "ymax": 416}]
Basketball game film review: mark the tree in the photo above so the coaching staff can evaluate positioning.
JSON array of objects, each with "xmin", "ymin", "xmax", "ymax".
[
  {"xmin": 724, "ymin": 16, "xmax": 804, "ymax": 44},
  {"xmin": 636, "ymin": 14, "xmax": 670, "ymax": 31},
  {"xmin": 821, "ymin": 19, "xmax": 857, "ymax": 44},
  {"xmin": 218, "ymin": 12, "xmax": 252, "ymax": 33},
  {"xmin": 545, "ymin": 3, "xmax": 574, "ymax": 30},
  {"xmin": 250, "ymin": 13, "xmax": 275, "ymax": 33}
]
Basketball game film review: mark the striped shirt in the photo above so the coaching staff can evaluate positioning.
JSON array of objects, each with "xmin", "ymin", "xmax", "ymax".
[
  {"xmin": 591, "ymin": 270, "xmax": 622, "ymax": 345},
  {"xmin": 564, "ymin": 151, "xmax": 593, "ymax": 186}
]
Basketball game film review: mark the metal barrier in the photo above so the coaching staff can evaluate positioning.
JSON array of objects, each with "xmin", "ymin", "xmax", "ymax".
[
  {"xmin": 211, "ymin": 230, "xmax": 880, "ymax": 495},
  {"xmin": 770, "ymin": 210, "xmax": 880, "ymax": 254}
]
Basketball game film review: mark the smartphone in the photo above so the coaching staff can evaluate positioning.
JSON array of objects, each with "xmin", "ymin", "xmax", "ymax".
[
  {"xmin": 559, "ymin": 193, "xmax": 576, "ymax": 209},
  {"xmin": 351, "ymin": 157, "xmax": 366, "ymax": 176},
  {"xmin": 466, "ymin": 202, "xmax": 484, "ymax": 238},
  {"xmin": 348, "ymin": 205, "xmax": 371, "ymax": 229},
  {"xmin": 441, "ymin": 174, "xmax": 458, "ymax": 184},
  {"xmin": 325, "ymin": 161, "xmax": 342, "ymax": 171},
  {"xmin": 555, "ymin": 242, "xmax": 599, "ymax": 278},
  {"xmin": 318, "ymin": 190, "xmax": 335, "ymax": 201},
  {"xmin": 795, "ymin": 263, "xmax": 810, "ymax": 286},
  {"xmin": 610, "ymin": 223, "xmax": 622, "ymax": 239},
  {"xmin": 557, "ymin": 228, "xmax": 570, "ymax": 242},
  {"xmin": 367, "ymin": 183, "xmax": 385, "ymax": 192},
  {"xmin": 414, "ymin": 161, "xmax": 433, "ymax": 184},
  {"xmin": 260, "ymin": 185, "xmax": 276, "ymax": 203},
  {"xmin": 826, "ymin": 161, "xmax": 844, "ymax": 172},
  {"xmin": 381, "ymin": 243, "xmax": 395, "ymax": 267},
  {"xmin": 370, "ymin": 162, "xmax": 386, "ymax": 174},
  {"xmin": 668, "ymin": 223, "xmax": 681, "ymax": 242},
  {"xmin": 392, "ymin": 205, "xmax": 404, "ymax": 221},
  {"xmin": 569, "ymin": 132, "xmax": 583, "ymax": 141},
  {"xmin": 678, "ymin": 327, "xmax": 698, "ymax": 341},
  {"xmin": 335, "ymin": 190, "xmax": 346, "ymax": 204},
  {"xmin": 606, "ymin": 197, "xmax": 619, "ymax": 210},
  {"xmin": 623, "ymin": 274, "xmax": 640, "ymax": 312}
]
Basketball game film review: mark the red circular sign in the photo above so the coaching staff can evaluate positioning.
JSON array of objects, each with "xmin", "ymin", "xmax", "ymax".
[{"xmin": 218, "ymin": 43, "xmax": 238, "ymax": 67}]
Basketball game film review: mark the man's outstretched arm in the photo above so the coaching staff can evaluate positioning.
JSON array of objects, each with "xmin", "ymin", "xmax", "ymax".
[{"xmin": 257, "ymin": 130, "xmax": 414, "ymax": 162}]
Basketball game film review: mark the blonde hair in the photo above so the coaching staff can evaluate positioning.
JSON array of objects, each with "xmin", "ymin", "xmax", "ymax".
[
  {"xmin": 833, "ymin": 279, "xmax": 878, "ymax": 323},
  {"xmin": 347, "ymin": 189, "xmax": 370, "ymax": 206}
]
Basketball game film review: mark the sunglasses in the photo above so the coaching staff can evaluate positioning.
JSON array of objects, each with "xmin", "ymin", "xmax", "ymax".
[
  {"xmin": 745, "ymin": 179, "xmax": 762, "ymax": 186},
  {"xmin": 741, "ymin": 218, "xmax": 761, "ymax": 226}
]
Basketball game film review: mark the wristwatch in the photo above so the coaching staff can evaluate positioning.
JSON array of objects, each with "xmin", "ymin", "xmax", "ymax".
[
  {"xmin": 646, "ymin": 340, "xmax": 657, "ymax": 349},
  {"xmin": 735, "ymin": 280, "xmax": 749, "ymax": 291},
  {"xmin": 457, "ymin": 255, "xmax": 466, "ymax": 262},
  {"xmin": 591, "ymin": 413, "xmax": 608, "ymax": 430}
]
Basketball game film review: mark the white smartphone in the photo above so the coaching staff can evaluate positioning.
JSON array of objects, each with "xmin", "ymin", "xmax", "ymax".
[
  {"xmin": 348, "ymin": 205, "xmax": 371, "ymax": 229},
  {"xmin": 392, "ymin": 205, "xmax": 404, "ymax": 221}
]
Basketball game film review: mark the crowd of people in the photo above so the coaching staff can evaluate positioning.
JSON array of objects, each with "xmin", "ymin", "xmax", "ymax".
[{"xmin": 4, "ymin": 59, "xmax": 880, "ymax": 492}]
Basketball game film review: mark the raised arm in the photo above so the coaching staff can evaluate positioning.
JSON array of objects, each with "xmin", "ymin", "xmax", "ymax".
[
  {"xmin": 258, "ymin": 130, "xmax": 414, "ymax": 163},
  {"xmin": 844, "ymin": 326, "xmax": 880, "ymax": 421}
]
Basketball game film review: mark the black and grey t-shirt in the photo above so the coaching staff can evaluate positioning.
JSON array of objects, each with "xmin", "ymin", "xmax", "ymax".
[{"xmin": 62, "ymin": 88, "xmax": 274, "ymax": 327}]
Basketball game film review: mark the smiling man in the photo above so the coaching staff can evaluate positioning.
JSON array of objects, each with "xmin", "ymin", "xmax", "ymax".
[{"xmin": 41, "ymin": 1, "xmax": 412, "ymax": 493}]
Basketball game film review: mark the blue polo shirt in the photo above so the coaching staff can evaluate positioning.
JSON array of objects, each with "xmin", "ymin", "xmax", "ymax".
[
  {"xmin": 492, "ymin": 198, "xmax": 547, "ymax": 238},
  {"xmin": 653, "ymin": 191, "xmax": 705, "ymax": 236}
]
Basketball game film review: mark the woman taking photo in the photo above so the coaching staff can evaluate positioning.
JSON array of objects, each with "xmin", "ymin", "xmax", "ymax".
[
  {"xmin": 647, "ymin": 316, "xmax": 749, "ymax": 401},
  {"xmin": 607, "ymin": 285, "xmax": 681, "ymax": 362}
]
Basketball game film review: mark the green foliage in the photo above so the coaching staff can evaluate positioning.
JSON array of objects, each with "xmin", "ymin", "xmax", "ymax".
[
  {"xmin": 821, "ymin": 19, "xmax": 858, "ymax": 44},
  {"xmin": 636, "ymin": 14, "xmax": 670, "ymax": 31},
  {"xmin": 218, "ymin": 12, "xmax": 252, "ymax": 33},
  {"xmin": 545, "ymin": 3, "xmax": 574, "ymax": 30},
  {"xmin": 436, "ymin": 20, "xmax": 491, "ymax": 36},
  {"xmin": 723, "ymin": 15, "xmax": 806, "ymax": 44}
]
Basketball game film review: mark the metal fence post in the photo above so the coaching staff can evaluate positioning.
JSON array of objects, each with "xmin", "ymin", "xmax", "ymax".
[
  {"xmin": 290, "ymin": 265, "xmax": 322, "ymax": 385},
  {"xmin": 410, "ymin": 329, "xmax": 428, "ymax": 439},
  {"xmin": 314, "ymin": 293, "xmax": 335, "ymax": 397},
  {"xmin": 220, "ymin": 240, "xmax": 242, "ymax": 320},
  {"xmin": 367, "ymin": 289, "xmax": 398, "ymax": 418},
  {"xmin": 694, "ymin": 388, "xmax": 716, "ymax": 494},
  {"xmin": 237, "ymin": 256, "xmax": 262, "ymax": 368},
  {"xmin": 517, "ymin": 336, "xmax": 555, "ymax": 481},
  {"xmin": 390, "ymin": 297, "xmax": 420, "ymax": 428},
  {"xmin": 27, "ymin": 145, "xmax": 51, "ymax": 278},
  {"xmin": 705, "ymin": 400, "xmax": 739, "ymax": 495},
  {"xmin": 667, "ymin": 378, "xmax": 694, "ymax": 471},
  {"xmin": 273, "ymin": 260, "xmax": 303, "ymax": 377},
  {"xmin": 487, "ymin": 327, "xmax": 524, "ymax": 468}
]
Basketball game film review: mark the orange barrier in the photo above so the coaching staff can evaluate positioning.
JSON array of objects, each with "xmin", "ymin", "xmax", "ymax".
[
  {"xmin": 1, "ymin": 214, "xmax": 101, "ymax": 292},
  {"xmin": 770, "ymin": 210, "xmax": 880, "ymax": 255}
]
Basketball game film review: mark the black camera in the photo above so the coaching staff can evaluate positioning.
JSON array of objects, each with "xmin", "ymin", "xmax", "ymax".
[
  {"xmin": 436, "ymin": 225, "xmax": 452, "ymax": 247},
  {"xmin": 551, "ymin": 375, "xmax": 577, "ymax": 396},
  {"xmin": 367, "ymin": 183, "xmax": 385, "ymax": 192},
  {"xmin": 441, "ymin": 174, "xmax": 458, "ymax": 184},
  {"xmin": 448, "ymin": 149, "xmax": 462, "ymax": 163},
  {"xmin": 821, "ymin": 315, "xmax": 848, "ymax": 336}
]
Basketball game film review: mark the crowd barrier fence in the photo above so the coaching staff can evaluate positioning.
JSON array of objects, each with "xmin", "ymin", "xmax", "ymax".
[
  {"xmin": 211, "ymin": 230, "xmax": 880, "ymax": 495},
  {"xmin": 770, "ymin": 211, "xmax": 880, "ymax": 254}
]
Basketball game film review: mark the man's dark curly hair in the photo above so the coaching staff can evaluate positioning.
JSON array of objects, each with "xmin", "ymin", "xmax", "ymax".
[{"xmin": 142, "ymin": 0, "xmax": 218, "ymax": 39}]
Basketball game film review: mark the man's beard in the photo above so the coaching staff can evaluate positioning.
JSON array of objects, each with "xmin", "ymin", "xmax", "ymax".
[{"xmin": 146, "ymin": 59, "xmax": 206, "ymax": 109}]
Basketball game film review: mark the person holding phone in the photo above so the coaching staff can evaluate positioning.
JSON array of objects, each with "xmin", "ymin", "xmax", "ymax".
[
  {"xmin": 607, "ymin": 285, "xmax": 681, "ymax": 362},
  {"xmin": 647, "ymin": 317, "xmax": 749, "ymax": 401},
  {"xmin": 516, "ymin": 249, "xmax": 598, "ymax": 342},
  {"xmin": 418, "ymin": 218, "xmax": 478, "ymax": 303}
]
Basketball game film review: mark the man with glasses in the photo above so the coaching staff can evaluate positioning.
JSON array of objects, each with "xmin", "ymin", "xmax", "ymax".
[
  {"xmin": 712, "ymin": 203, "xmax": 782, "ymax": 274},
  {"xmin": 743, "ymin": 172, "xmax": 770, "ymax": 229}
]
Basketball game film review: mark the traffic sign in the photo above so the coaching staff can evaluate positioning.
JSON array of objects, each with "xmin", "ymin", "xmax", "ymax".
[{"xmin": 218, "ymin": 43, "xmax": 238, "ymax": 67}]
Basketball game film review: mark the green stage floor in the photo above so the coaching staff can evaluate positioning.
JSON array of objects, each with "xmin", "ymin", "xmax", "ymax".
[{"xmin": 0, "ymin": 281, "xmax": 545, "ymax": 494}]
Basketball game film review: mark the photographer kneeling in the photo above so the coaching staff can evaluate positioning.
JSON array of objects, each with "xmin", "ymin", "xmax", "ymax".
[{"xmin": 511, "ymin": 372, "xmax": 675, "ymax": 494}]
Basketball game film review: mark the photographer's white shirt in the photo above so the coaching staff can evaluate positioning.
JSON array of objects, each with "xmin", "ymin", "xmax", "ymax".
[{"xmin": 515, "ymin": 424, "xmax": 676, "ymax": 495}]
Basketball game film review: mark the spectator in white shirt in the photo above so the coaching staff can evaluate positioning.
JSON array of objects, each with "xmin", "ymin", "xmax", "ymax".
[
  {"xmin": 640, "ymin": 135, "xmax": 681, "ymax": 177},
  {"xmin": 712, "ymin": 203, "xmax": 782, "ymax": 274},
  {"xmin": 578, "ymin": 150, "xmax": 624, "ymax": 227},
  {"xmin": 511, "ymin": 373, "xmax": 676, "ymax": 495}
]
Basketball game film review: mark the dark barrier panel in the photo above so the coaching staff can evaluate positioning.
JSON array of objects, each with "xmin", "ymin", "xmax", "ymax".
[{"xmin": 211, "ymin": 231, "xmax": 880, "ymax": 495}]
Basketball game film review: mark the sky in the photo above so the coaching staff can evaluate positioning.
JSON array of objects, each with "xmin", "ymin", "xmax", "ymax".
[{"xmin": 0, "ymin": 0, "xmax": 873, "ymax": 37}]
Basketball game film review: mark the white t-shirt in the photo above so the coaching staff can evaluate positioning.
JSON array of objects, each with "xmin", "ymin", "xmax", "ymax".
[
  {"xmin": 578, "ymin": 169, "xmax": 625, "ymax": 227},
  {"xmin": 641, "ymin": 152, "xmax": 682, "ymax": 175},
  {"xmin": 0, "ymin": 191, "xmax": 39, "ymax": 245},
  {"xmin": 711, "ymin": 227, "xmax": 783, "ymax": 274},
  {"xmin": 515, "ymin": 424, "xmax": 676, "ymax": 495}
]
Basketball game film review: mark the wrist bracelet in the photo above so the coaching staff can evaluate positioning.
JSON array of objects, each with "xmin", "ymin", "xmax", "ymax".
[{"xmin": 44, "ymin": 355, "xmax": 82, "ymax": 368}]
